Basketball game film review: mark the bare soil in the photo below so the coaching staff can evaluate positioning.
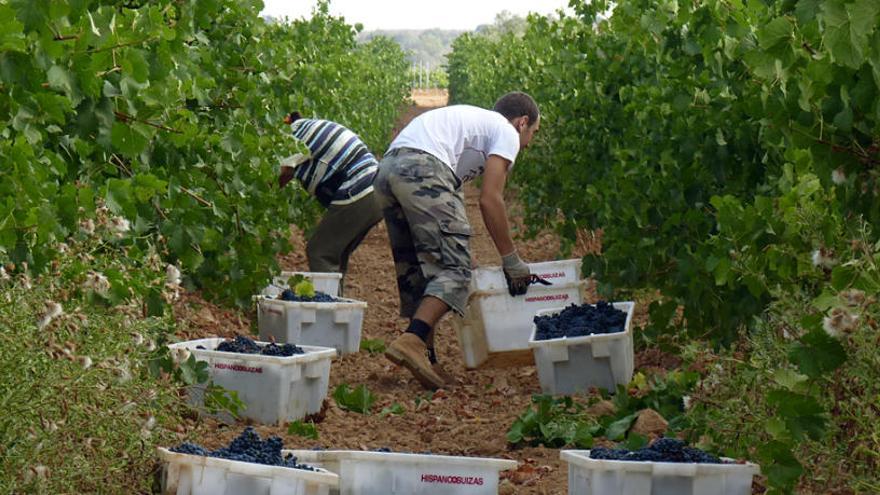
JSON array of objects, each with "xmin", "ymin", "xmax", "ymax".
[{"xmin": 411, "ymin": 88, "xmax": 449, "ymax": 107}]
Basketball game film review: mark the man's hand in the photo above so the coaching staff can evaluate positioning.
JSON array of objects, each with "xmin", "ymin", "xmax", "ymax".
[
  {"xmin": 502, "ymin": 251, "xmax": 531, "ymax": 296},
  {"xmin": 278, "ymin": 166, "xmax": 295, "ymax": 188},
  {"xmin": 278, "ymin": 153, "xmax": 307, "ymax": 188}
]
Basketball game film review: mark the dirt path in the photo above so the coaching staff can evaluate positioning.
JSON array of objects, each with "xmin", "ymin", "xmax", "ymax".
[{"xmin": 180, "ymin": 94, "xmax": 598, "ymax": 493}]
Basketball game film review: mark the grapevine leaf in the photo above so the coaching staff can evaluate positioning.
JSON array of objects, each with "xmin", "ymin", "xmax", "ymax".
[
  {"xmin": 772, "ymin": 368, "xmax": 809, "ymax": 391},
  {"xmin": 146, "ymin": 288, "xmax": 165, "ymax": 317},
  {"xmin": 332, "ymin": 383, "xmax": 375, "ymax": 414},
  {"xmin": 604, "ymin": 413, "xmax": 638, "ymax": 441},
  {"xmin": 757, "ymin": 17, "xmax": 793, "ymax": 49},
  {"xmin": 111, "ymin": 122, "xmax": 150, "ymax": 157},
  {"xmin": 47, "ymin": 65, "xmax": 82, "ymax": 106},
  {"xmin": 179, "ymin": 355, "xmax": 206, "ymax": 385},
  {"xmin": 132, "ymin": 174, "xmax": 168, "ymax": 202},
  {"xmin": 766, "ymin": 390, "xmax": 826, "ymax": 441},
  {"xmin": 359, "ymin": 338, "xmax": 386, "ymax": 355},
  {"xmin": 293, "ymin": 279, "xmax": 316, "ymax": 298},
  {"xmin": 830, "ymin": 265, "xmax": 858, "ymax": 291},
  {"xmin": 105, "ymin": 178, "xmax": 135, "ymax": 218},
  {"xmin": 204, "ymin": 384, "xmax": 245, "ymax": 418},
  {"xmin": 788, "ymin": 329, "xmax": 847, "ymax": 378},
  {"xmin": 821, "ymin": 0, "xmax": 880, "ymax": 69},
  {"xmin": 506, "ymin": 420, "xmax": 525, "ymax": 444},
  {"xmin": 120, "ymin": 48, "xmax": 150, "ymax": 83},
  {"xmin": 379, "ymin": 402, "xmax": 405, "ymax": 417},
  {"xmin": 764, "ymin": 417, "xmax": 788, "ymax": 439},
  {"xmin": 572, "ymin": 423, "xmax": 595, "ymax": 449},
  {"xmin": 622, "ymin": 433, "xmax": 647, "ymax": 450},
  {"xmin": 287, "ymin": 420, "xmax": 319, "ymax": 439},
  {"xmin": 9, "ymin": 0, "xmax": 49, "ymax": 31},
  {"xmin": 794, "ymin": 0, "xmax": 821, "ymax": 24},
  {"xmin": 810, "ymin": 289, "xmax": 838, "ymax": 311},
  {"xmin": 758, "ymin": 441, "xmax": 803, "ymax": 490},
  {"xmin": 0, "ymin": 5, "xmax": 26, "ymax": 51}
]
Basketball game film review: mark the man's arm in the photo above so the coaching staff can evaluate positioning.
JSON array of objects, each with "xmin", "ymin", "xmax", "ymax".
[
  {"xmin": 480, "ymin": 155, "xmax": 531, "ymax": 296},
  {"xmin": 479, "ymin": 155, "xmax": 515, "ymax": 256},
  {"xmin": 279, "ymin": 166, "xmax": 296, "ymax": 188},
  {"xmin": 277, "ymin": 153, "xmax": 309, "ymax": 188}
]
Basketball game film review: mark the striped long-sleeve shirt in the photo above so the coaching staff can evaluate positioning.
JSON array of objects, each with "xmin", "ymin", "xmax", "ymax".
[{"xmin": 289, "ymin": 119, "xmax": 378, "ymax": 206}]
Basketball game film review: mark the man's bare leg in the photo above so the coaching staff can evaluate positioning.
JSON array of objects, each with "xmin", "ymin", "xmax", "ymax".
[{"xmin": 413, "ymin": 295, "xmax": 449, "ymax": 327}]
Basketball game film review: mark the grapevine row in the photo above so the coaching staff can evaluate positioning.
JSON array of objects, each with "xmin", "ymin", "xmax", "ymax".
[{"xmin": 0, "ymin": 0, "xmax": 410, "ymax": 306}]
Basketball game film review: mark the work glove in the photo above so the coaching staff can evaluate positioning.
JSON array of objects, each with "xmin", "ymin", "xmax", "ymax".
[{"xmin": 502, "ymin": 251, "xmax": 531, "ymax": 297}]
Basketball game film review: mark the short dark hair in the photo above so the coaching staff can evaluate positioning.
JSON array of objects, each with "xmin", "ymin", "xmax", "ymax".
[{"xmin": 493, "ymin": 92, "xmax": 539, "ymax": 124}]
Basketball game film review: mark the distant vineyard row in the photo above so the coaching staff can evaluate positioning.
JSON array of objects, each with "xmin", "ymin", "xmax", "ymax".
[{"xmin": 0, "ymin": 0, "xmax": 410, "ymax": 305}]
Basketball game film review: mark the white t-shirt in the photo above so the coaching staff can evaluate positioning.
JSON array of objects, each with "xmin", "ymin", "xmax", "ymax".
[{"xmin": 388, "ymin": 105, "xmax": 520, "ymax": 183}]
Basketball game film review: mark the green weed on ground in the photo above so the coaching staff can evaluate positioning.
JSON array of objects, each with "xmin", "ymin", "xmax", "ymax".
[
  {"xmin": 687, "ymin": 283, "xmax": 880, "ymax": 493},
  {"xmin": 0, "ymin": 280, "xmax": 185, "ymax": 494},
  {"xmin": 0, "ymin": 222, "xmax": 191, "ymax": 494}
]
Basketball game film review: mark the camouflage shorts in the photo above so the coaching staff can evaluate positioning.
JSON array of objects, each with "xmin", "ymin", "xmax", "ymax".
[{"xmin": 374, "ymin": 148, "xmax": 471, "ymax": 318}]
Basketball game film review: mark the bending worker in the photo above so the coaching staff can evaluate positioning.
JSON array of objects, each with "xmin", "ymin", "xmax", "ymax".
[
  {"xmin": 376, "ymin": 92, "xmax": 541, "ymax": 389},
  {"xmin": 279, "ymin": 112, "xmax": 383, "ymax": 279}
]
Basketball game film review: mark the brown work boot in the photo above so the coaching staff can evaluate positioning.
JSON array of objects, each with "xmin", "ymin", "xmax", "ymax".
[
  {"xmin": 385, "ymin": 333, "xmax": 445, "ymax": 390},
  {"xmin": 431, "ymin": 362, "xmax": 456, "ymax": 386}
]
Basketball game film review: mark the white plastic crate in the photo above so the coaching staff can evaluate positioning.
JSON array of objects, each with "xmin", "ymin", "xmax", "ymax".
[
  {"xmin": 528, "ymin": 301, "xmax": 635, "ymax": 395},
  {"xmin": 470, "ymin": 259, "xmax": 583, "ymax": 292},
  {"xmin": 560, "ymin": 450, "xmax": 759, "ymax": 495},
  {"xmin": 157, "ymin": 447, "xmax": 338, "ymax": 495},
  {"xmin": 168, "ymin": 338, "xmax": 336, "ymax": 425},
  {"xmin": 285, "ymin": 450, "xmax": 518, "ymax": 495},
  {"xmin": 257, "ymin": 296, "xmax": 367, "ymax": 354},
  {"xmin": 451, "ymin": 259, "xmax": 586, "ymax": 368},
  {"xmin": 263, "ymin": 271, "xmax": 344, "ymax": 298}
]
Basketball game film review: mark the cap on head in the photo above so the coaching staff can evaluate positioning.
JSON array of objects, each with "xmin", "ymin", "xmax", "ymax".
[{"xmin": 493, "ymin": 92, "xmax": 539, "ymax": 125}]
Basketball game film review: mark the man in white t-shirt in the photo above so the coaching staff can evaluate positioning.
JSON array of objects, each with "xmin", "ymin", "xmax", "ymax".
[{"xmin": 374, "ymin": 92, "xmax": 541, "ymax": 389}]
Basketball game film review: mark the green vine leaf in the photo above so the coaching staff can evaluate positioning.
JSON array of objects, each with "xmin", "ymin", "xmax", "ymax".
[
  {"xmin": 766, "ymin": 390, "xmax": 827, "ymax": 441},
  {"xmin": 788, "ymin": 329, "xmax": 847, "ymax": 379}
]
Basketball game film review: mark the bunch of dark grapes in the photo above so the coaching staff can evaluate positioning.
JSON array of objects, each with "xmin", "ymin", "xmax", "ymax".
[
  {"xmin": 216, "ymin": 335, "xmax": 260, "ymax": 354},
  {"xmin": 260, "ymin": 342, "xmax": 304, "ymax": 356},
  {"xmin": 589, "ymin": 438, "xmax": 723, "ymax": 464},
  {"xmin": 172, "ymin": 442, "xmax": 209, "ymax": 457},
  {"xmin": 279, "ymin": 289, "xmax": 338, "ymax": 303},
  {"xmin": 215, "ymin": 335, "xmax": 304, "ymax": 357},
  {"xmin": 370, "ymin": 447, "xmax": 434, "ymax": 454},
  {"xmin": 534, "ymin": 301, "xmax": 627, "ymax": 340},
  {"xmin": 171, "ymin": 427, "xmax": 317, "ymax": 471}
]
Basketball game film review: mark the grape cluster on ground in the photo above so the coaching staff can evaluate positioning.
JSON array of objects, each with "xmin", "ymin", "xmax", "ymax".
[
  {"xmin": 279, "ymin": 289, "xmax": 338, "ymax": 303},
  {"xmin": 533, "ymin": 301, "xmax": 627, "ymax": 340},
  {"xmin": 215, "ymin": 335, "xmax": 304, "ymax": 357},
  {"xmin": 589, "ymin": 438, "xmax": 723, "ymax": 464},
  {"xmin": 171, "ymin": 427, "xmax": 317, "ymax": 471}
]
